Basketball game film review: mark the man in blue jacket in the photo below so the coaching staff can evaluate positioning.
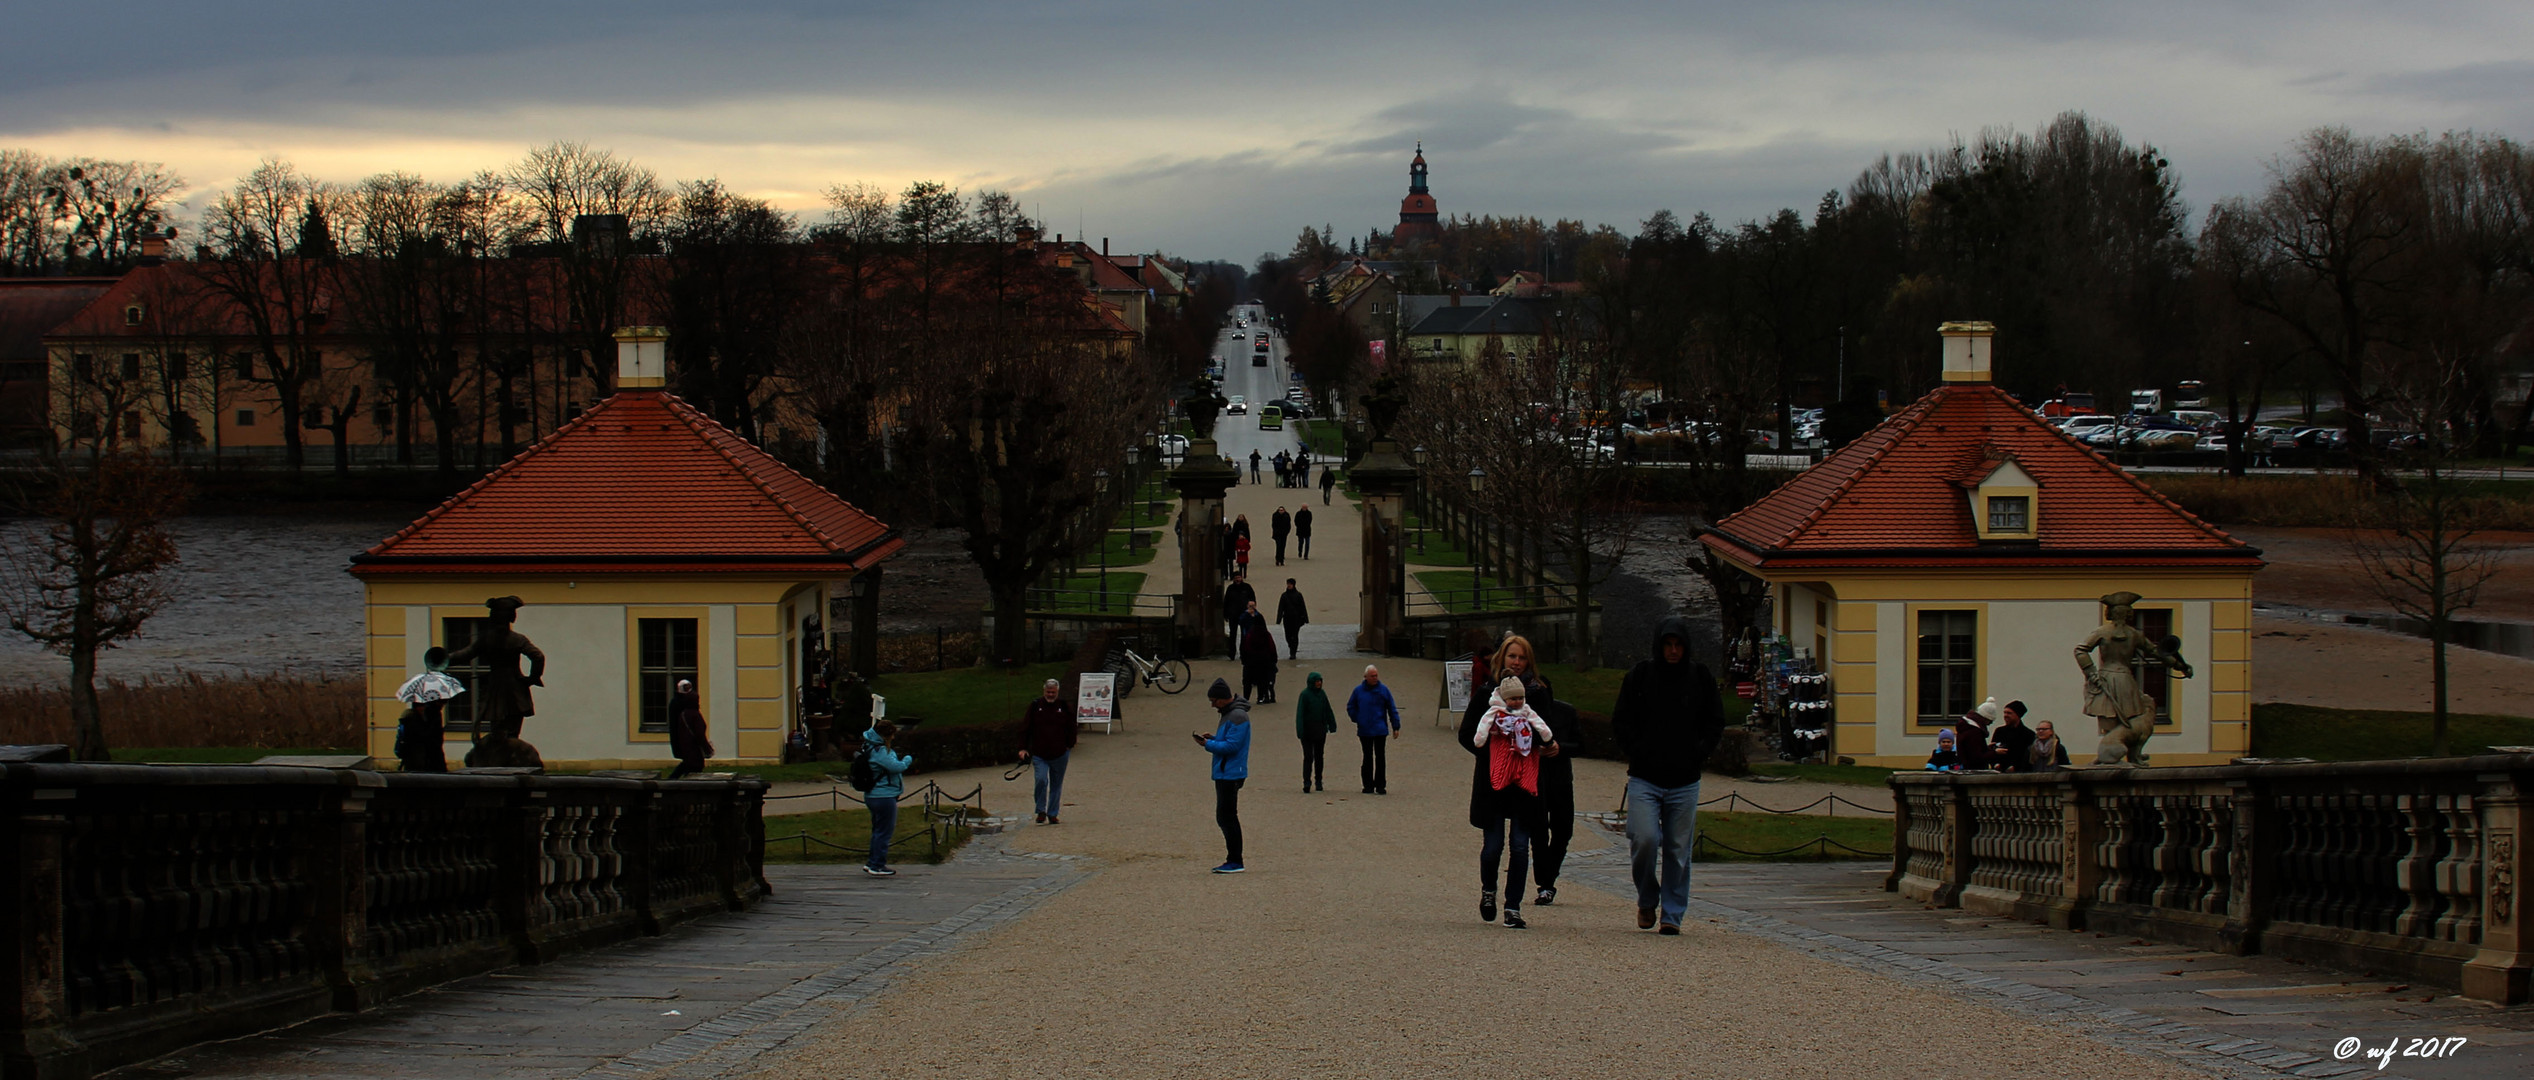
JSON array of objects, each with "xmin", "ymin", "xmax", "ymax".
[
  {"xmin": 1347, "ymin": 665, "xmax": 1401, "ymax": 794},
  {"xmin": 1195, "ymin": 678, "xmax": 1252, "ymax": 873}
]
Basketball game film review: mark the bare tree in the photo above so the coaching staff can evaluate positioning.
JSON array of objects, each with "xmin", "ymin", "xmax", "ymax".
[
  {"xmin": 506, "ymin": 141, "xmax": 668, "ymax": 400},
  {"xmin": 195, "ymin": 158, "xmax": 345, "ymax": 470},
  {"xmin": 2, "ymin": 450, "xmax": 187, "ymax": 761}
]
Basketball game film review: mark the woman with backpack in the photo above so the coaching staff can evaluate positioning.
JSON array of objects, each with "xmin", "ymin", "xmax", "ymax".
[{"xmin": 860, "ymin": 720, "xmax": 913, "ymax": 877}]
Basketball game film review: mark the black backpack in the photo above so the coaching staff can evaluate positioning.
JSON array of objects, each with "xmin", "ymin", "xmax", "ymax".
[{"xmin": 846, "ymin": 743, "xmax": 878, "ymax": 793}]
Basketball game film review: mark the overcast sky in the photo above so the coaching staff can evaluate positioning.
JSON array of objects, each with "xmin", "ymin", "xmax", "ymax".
[{"xmin": 6, "ymin": 0, "xmax": 2528, "ymax": 261}]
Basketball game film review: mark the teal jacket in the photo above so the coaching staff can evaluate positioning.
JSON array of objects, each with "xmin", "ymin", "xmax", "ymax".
[
  {"xmin": 863, "ymin": 726, "xmax": 913, "ymax": 798},
  {"xmin": 1294, "ymin": 677, "xmax": 1337, "ymax": 741}
]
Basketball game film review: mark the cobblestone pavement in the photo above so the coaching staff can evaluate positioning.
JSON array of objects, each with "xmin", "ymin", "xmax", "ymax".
[
  {"xmin": 1559, "ymin": 854, "xmax": 2533, "ymax": 1080},
  {"xmin": 102, "ymin": 847, "xmax": 1087, "ymax": 1080}
]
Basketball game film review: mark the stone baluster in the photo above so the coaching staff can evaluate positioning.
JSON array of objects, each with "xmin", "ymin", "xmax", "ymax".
[{"xmin": 2462, "ymin": 780, "xmax": 2527, "ymax": 1003}]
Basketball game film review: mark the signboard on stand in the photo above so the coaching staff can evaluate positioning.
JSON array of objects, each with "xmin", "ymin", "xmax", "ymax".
[
  {"xmin": 1441, "ymin": 660, "xmax": 1473, "ymax": 725},
  {"xmin": 1077, "ymin": 673, "xmax": 1118, "ymax": 734}
]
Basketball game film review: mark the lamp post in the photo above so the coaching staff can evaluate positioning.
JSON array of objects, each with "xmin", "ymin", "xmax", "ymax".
[
  {"xmin": 1094, "ymin": 468, "xmax": 1111, "ymax": 612},
  {"xmin": 1412, "ymin": 445, "xmax": 1429, "ymax": 554},
  {"xmin": 1466, "ymin": 466, "xmax": 1486, "ymax": 596}
]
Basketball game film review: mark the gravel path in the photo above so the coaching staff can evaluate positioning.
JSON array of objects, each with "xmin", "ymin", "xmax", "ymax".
[{"xmin": 734, "ymin": 656, "xmax": 2192, "ymax": 1080}]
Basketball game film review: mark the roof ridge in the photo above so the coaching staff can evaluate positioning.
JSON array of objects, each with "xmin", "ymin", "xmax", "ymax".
[
  {"xmin": 365, "ymin": 392, "xmax": 623, "ymax": 556},
  {"xmin": 2017, "ymin": 391, "xmax": 2248, "ymax": 549},
  {"xmin": 659, "ymin": 395, "xmax": 846, "ymax": 552},
  {"xmin": 1738, "ymin": 389, "xmax": 1939, "ymax": 544}
]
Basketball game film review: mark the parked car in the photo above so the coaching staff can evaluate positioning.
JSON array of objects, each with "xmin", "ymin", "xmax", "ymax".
[{"xmin": 1157, "ymin": 434, "xmax": 1191, "ymax": 460}]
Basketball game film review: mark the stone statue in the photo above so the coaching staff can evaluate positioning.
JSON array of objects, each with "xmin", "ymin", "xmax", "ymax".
[
  {"xmin": 2075, "ymin": 591, "xmax": 2192, "ymax": 766},
  {"xmin": 1182, "ymin": 376, "xmax": 1227, "ymax": 442},
  {"xmin": 451, "ymin": 595, "xmax": 548, "ymax": 769}
]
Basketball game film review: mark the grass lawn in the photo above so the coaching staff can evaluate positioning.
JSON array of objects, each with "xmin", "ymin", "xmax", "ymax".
[
  {"xmin": 1036, "ymin": 571, "xmax": 1149, "ymax": 613},
  {"xmin": 1683, "ymin": 809, "xmax": 1891, "ymax": 861},
  {"xmin": 1748, "ymin": 762, "xmax": 1900, "ymax": 787},
  {"xmin": 1399, "ymin": 520, "xmax": 1473, "ymax": 567},
  {"xmin": 1088, "ymin": 528, "xmax": 1160, "ymax": 566},
  {"xmin": 1292, "ymin": 419, "xmax": 1345, "ymax": 457},
  {"xmin": 871, "ymin": 661, "xmax": 1072, "ymax": 728},
  {"xmin": 1536, "ymin": 663, "xmax": 1625, "ymax": 716},
  {"xmin": 759, "ymin": 805, "xmax": 978, "ymax": 864},
  {"xmin": 2249, "ymin": 703, "xmax": 2534, "ymax": 761},
  {"xmin": 110, "ymin": 746, "xmax": 357, "ymax": 763},
  {"xmin": 1412, "ymin": 570, "xmax": 1549, "ymax": 613}
]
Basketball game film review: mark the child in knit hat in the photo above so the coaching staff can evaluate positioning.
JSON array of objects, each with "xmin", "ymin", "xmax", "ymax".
[
  {"xmin": 1926, "ymin": 729, "xmax": 1962, "ymax": 772},
  {"xmin": 1472, "ymin": 676, "xmax": 1554, "ymax": 796}
]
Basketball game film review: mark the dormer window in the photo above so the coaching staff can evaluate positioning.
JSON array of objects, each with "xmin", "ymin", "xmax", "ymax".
[
  {"xmin": 1986, "ymin": 495, "xmax": 2029, "ymax": 533},
  {"xmin": 124, "ymin": 304, "xmax": 145, "ymax": 326},
  {"xmin": 1969, "ymin": 456, "xmax": 2039, "ymax": 541}
]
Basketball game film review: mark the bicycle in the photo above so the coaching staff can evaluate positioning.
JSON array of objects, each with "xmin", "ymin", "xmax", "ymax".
[{"xmin": 1114, "ymin": 646, "xmax": 1193, "ymax": 695}]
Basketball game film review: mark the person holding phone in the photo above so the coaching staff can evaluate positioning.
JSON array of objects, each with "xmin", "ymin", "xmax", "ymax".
[{"xmin": 1197, "ymin": 678, "xmax": 1252, "ymax": 873}]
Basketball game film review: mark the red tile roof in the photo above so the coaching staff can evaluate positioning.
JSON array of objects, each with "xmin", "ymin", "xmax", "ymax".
[
  {"xmin": 352, "ymin": 389, "xmax": 901, "ymax": 577},
  {"xmin": 1701, "ymin": 384, "xmax": 2262, "ymax": 572}
]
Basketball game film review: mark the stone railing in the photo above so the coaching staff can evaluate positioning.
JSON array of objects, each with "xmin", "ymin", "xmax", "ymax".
[
  {"xmin": 1888, "ymin": 755, "xmax": 2534, "ymax": 1004},
  {"xmin": 0, "ymin": 760, "xmax": 767, "ymax": 1080}
]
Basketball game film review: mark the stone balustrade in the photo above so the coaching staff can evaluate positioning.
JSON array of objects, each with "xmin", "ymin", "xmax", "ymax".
[
  {"xmin": 1889, "ymin": 755, "xmax": 2534, "ymax": 1004},
  {"xmin": 1, "ymin": 760, "xmax": 767, "ymax": 1080}
]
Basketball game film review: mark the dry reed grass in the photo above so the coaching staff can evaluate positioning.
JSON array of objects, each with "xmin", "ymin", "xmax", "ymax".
[
  {"xmin": 0, "ymin": 672, "xmax": 362, "ymax": 749},
  {"xmin": 2144, "ymin": 473, "xmax": 2534, "ymax": 530}
]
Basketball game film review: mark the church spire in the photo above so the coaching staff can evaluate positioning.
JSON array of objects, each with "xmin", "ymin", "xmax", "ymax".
[{"xmin": 1397, "ymin": 143, "xmax": 1439, "ymax": 243}]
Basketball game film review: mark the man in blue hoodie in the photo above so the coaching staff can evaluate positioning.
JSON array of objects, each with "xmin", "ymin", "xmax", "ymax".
[
  {"xmin": 1611, "ymin": 615, "xmax": 1724, "ymax": 934},
  {"xmin": 1196, "ymin": 678, "xmax": 1252, "ymax": 873},
  {"xmin": 862, "ymin": 719, "xmax": 915, "ymax": 877},
  {"xmin": 1347, "ymin": 665, "xmax": 1401, "ymax": 794}
]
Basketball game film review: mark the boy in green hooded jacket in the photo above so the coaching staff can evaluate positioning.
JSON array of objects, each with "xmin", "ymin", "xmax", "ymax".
[{"xmin": 1294, "ymin": 672, "xmax": 1337, "ymax": 792}]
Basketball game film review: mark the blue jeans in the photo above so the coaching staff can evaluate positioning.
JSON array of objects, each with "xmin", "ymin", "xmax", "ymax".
[
  {"xmin": 868, "ymin": 796, "xmax": 899, "ymax": 870},
  {"xmin": 1479, "ymin": 816, "xmax": 1532, "ymax": 899},
  {"xmin": 1625, "ymin": 776, "xmax": 1701, "ymax": 924},
  {"xmin": 1033, "ymin": 752, "xmax": 1070, "ymax": 817}
]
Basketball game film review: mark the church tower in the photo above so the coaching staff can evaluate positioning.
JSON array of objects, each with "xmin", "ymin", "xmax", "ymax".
[{"xmin": 1395, "ymin": 143, "xmax": 1439, "ymax": 245}]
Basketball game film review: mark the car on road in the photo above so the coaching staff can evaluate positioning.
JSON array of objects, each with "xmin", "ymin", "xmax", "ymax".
[
  {"xmin": 1157, "ymin": 434, "xmax": 1190, "ymax": 460},
  {"xmin": 1258, "ymin": 403, "xmax": 1283, "ymax": 430},
  {"xmin": 1232, "ymin": 331, "xmax": 1245, "ymax": 339},
  {"xmin": 1226, "ymin": 395, "xmax": 1246, "ymax": 415},
  {"xmin": 1252, "ymin": 352, "xmax": 1266, "ymax": 366}
]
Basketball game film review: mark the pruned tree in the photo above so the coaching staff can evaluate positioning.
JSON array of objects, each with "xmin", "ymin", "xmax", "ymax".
[{"xmin": 2, "ymin": 450, "xmax": 187, "ymax": 761}]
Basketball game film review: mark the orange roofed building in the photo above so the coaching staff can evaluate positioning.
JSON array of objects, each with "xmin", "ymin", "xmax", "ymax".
[
  {"xmin": 1698, "ymin": 323, "xmax": 2264, "ymax": 767},
  {"xmin": 349, "ymin": 328, "xmax": 903, "ymax": 766}
]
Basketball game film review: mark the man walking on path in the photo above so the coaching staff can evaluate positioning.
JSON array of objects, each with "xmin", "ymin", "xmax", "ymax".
[
  {"xmin": 1319, "ymin": 466, "xmax": 1336, "ymax": 504},
  {"xmin": 1293, "ymin": 671, "xmax": 1335, "ymax": 792},
  {"xmin": 1221, "ymin": 572, "xmax": 1255, "ymax": 661},
  {"xmin": 1249, "ymin": 449, "xmax": 1263, "ymax": 484},
  {"xmin": 1196, "ymin": 679, "xmax": 1251, "ymax": 873},
  {"xmin": 1612, "ymin": 614, "xmax": 1726, "ymax": 934},
  {"xmin": 1018, "ymin": 678, "xmax": 1076, "ymax": 825},
  {"xmin": 1275, "ymin": 578, "xmax": 1308, "ymax": 659},
  {"xmin": 1293, "ymin": 506, "xmax": 1313, "ymax": 559},
  {"xmin": 1269, "ymin": 506, "xmax": 1291, "ymax": 566},
  {"xmin": 1348, "ymin": 665, "xmax": 1401, "ymax": 794}
]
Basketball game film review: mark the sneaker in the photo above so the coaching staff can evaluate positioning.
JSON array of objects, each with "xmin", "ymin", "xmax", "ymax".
[
  {"xmin": 1047, "ymin": 816, "xmax": 1060, "ymax": 825},
  {"xmin": 1212, "ymin": 862, "xmax": 1246, "ymax": 874},
  {"xmin": 1536, "ymin": 886, "xmax": 1556, "ymax": 906},
  {"xmin": 1479, "ymin": 889, "xmax": 1497, "ymax": 922},
  {"xmin": 1035, "ymin": 812, "xmax": 1047, "ymax": 824},
  {"xmin": 864, "ymin": 865, "xmax": 896, "ymax": 877},
  {"xmin": 1638, "ymin": 906, "xmax": 1657, "ymax": 930},
  {"xmin": 1658, "ymin": 922, "xmax": 1680, "ymax": 936},
  {"xmin": 1503, "ymin": 907, "xmax": 1527, "ymax": 929}
]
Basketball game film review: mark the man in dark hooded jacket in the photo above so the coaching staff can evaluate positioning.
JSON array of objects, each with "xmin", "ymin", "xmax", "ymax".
[{"xmin": 1611, "ymin": 614, "xmax": 1724, "ymax": 935}]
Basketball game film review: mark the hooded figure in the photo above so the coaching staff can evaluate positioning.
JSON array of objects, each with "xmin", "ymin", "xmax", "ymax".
[
  {"xmin": 1294, "ymin": 671, "xmax": 1337, "ymax": 791},
  {"xmin": 1609, "ymin": 613, "xmax": 1725, "ymax": 934},
  {"xmin": 666, "ymin": 678, "xmax": 710, "ymax": 778}
]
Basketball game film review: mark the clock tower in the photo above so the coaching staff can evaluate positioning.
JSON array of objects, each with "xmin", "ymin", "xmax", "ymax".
[{"xmin": 1395, "ymin": 143, "xmax": 1439, "ymax": 245}]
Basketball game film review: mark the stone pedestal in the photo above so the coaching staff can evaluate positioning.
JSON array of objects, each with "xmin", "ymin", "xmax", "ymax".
[
  {"xmin": 1167, "ymin": 439, "xmax": 1238, "ymax": 659},
  {"xmin": 1349, "ymin": 439, "xmax": 1417, "ymax": 654}
]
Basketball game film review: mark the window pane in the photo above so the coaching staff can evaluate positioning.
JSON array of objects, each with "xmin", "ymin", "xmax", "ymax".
[
  {"xmin": 2138, "ymin": 609, "xmax": 2174, "ymax": 725},
  {"xmin": 637, "ymin": 617, "xmax": 699, "ymax": 734},
  {"xmin": 1988, "ymin": 496, "xmax": 2028, "ymax": 532},
  {"xmin": 1915, "ymin": 609, "xmax": 1977, "ymax": 723},
  {"xmin": 441, "ymin": 617, "xmax": 488, "ymax": 734}
]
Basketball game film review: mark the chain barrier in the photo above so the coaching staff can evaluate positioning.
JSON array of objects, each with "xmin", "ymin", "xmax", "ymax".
[
  {"xmin": 1695, "ymin": 792, "xmax": 1893, "ymax": 816},
  {"xmin": 760, "ymin": 780, "xmax": 985, "ymax": 861},
  {"xmin": 1692, "ymin": 832, "xmax": 1893, "ymax": 859}
]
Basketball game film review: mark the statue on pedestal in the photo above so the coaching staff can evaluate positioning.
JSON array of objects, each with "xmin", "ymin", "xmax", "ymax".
[
  {"xmin": 2076, "ymin": 591, "xmax": 2192, "ymax": 766},
  {"xmin": 452, "ymin": 595, "xmax": 548, "ymax": 769}
]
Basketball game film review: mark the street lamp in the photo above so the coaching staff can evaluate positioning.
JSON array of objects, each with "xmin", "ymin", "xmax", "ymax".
[
  {"xmin": 1412, "ymin": 445, "xmax": 1429, "ymax": 554},
  {"xmin": 1094, "ymin": 469, "xmax": 1111, "ymax": 612},
  {"xmin": 1466, "ymin": 466, "xmax": 1486, "ymax": 591}
]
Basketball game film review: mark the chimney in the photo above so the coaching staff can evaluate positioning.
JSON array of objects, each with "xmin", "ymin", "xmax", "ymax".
[
  {"xmin": 574, "ymin": 214, "xmax": 630, "ymax": 258},
  {"xmin": 1938, "ymin": 321, "xmax": 1995, "ymax": 384},
  {"xmin": 1102, "ymin": 237, "xmax": 1109, "ymax": 256},
  {"xmin": 614, "ymin": 326, "xmax": 668, "ymax": 389},
  {"xmin": 139, "ymin": 231, "xmax": 169, "ymax": 264}
]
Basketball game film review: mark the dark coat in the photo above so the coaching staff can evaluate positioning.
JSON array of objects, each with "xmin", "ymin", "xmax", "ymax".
[
  {"xmin": 1294, "ymin": 507, "xmax": 1313, "ymax": 536},
  {"xmin": 1021, "ymin": 697, "xmax": 1076, "ymax": 760},
  {"xmin": 1612, "ymin": 615, "xmax": 1724, "ymax": 789},
  {"xmin": 667, "ymin": 691, "xmax": 709, "ymax": 760},
  {"xmin": 1270, "ymin": 510, "xmax": 1291, "ymax": 539},
  {"xmin": 1239, "ymin": 614, "xmax": 1278, "ymax": 667},
  {"xmin": 1990, "ymin": 721, "xmax": 2038, "ymax": 771},
  {"xmin": 1275, "ymin": 587, "xmax": 1308, "ymax": 629},
  {"xmin": 1221, "ymin": 579, "xmax": 1256, "ymax": 621}
]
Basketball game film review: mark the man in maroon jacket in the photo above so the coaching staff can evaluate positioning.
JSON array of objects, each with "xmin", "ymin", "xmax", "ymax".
[{"xmin": 1019, "ymin": 679, "xmax": 1078, "ymax": 824}]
